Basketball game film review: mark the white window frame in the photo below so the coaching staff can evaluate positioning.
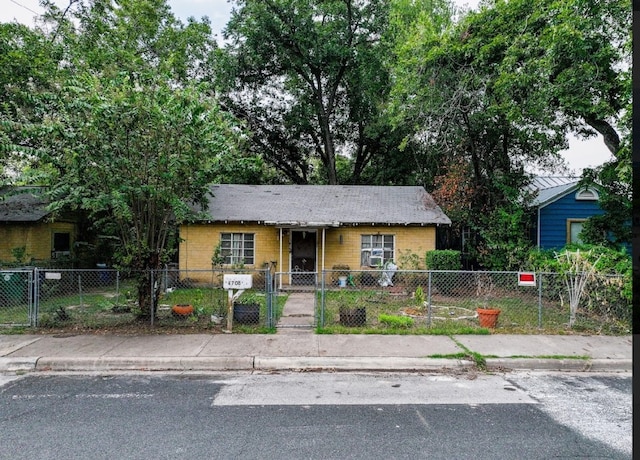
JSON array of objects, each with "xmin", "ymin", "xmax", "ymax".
[
  {"xmin": 361, "ymin": 234, "xmax": 394, "ymax": 267},
  {"xmin": 575, "ymin": 188, "xmax": 599, "ymax": 201},
  {"xmin": 566, "ymin": 219, "xmax": 586, "ymax": 244},
  {"xmin": 220, "ymin": 233, "xmax": 255, "ymax": 265}
]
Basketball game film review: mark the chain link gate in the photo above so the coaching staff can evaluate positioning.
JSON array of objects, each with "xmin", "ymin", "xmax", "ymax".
[{"xmin": 0, "ymin": 269, "xmax": 34, "ymax": 327}]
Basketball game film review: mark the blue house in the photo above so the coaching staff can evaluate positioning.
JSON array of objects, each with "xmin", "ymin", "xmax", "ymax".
[{"xmin": 527, "ymin": 176, "xmax": 604, "ymax": 250}]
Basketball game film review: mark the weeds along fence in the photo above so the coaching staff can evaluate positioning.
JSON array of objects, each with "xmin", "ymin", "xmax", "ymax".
[
  {"xmin": 0, "ymin": 267, "xmax": 630, "ymax": 334},
  {"xmin": 318, "ymin": 269, "xmax": 631, "ymax": 334}
]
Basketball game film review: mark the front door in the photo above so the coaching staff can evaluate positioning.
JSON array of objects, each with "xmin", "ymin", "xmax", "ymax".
[{"xmin": 291, "ymin": 230, "xmax": 316, "ymax": 285}]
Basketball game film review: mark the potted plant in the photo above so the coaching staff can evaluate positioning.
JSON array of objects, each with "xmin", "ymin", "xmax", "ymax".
[
  {"xmin": 475, "ymin": 273, "xmax": 500, "ymax": 328},
  {"xmin": 233, "ymin": 291, "xmax": 261, "ymax": 324},
  {"xmin": 332, "ymin": 264, "xmax": 350, "ymax": 287},
  {"xmin": 339, "ymin": 294, "xmax": 366, "ymax": 327}
]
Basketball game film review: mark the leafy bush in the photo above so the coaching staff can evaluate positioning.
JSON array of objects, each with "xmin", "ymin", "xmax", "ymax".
[
  {"xmin": 425, "ymin": 250, "xmax": 461, "ymax": 270},
  {"xmin": 523, "ymin": 244, "xmax": 631, "ymax": 326},
  {"xmin": 426, "ymin": 250, "xmax": 461, "ymax": 296}
]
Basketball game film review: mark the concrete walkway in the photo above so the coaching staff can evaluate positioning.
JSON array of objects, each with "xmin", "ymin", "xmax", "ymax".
[
  {"xmin": 0, "ymin": 333, "xmax": 631, "ymax": 374},
  {"xmin": 276, "ymin": 292, "xmax": 315, "ymax": 333}
]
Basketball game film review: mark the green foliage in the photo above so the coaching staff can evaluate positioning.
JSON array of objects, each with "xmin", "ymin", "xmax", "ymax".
[
  {"xmin": 378, "ymin": 314, "xmax": 414, "ymax": 328},
  {"xmin": 414, "ymin": 286, "xmax": 425, "ymax": 307},
  {"xmin": 222, "ymin": 0, "xmax": 393, "ymax": 184},
  {"xmin": 397, "ymin": 249, "xmax": 421, "ymax": 270},
  {"xmin": 387, "ymin": 0, "xmax": 629, "ymax": 268},
  {"xmin": 11, "ymin": 246, "xmax": 27, "ymax": 264},
  {"xmin": 2, "ymin": 1, "xmax": 242, "ymax": 316},
  {"xmin": 211, "ymin": 243, "xmax": 225, "ymax": 268},
  {"xmin": 523, "ymin": 244, "xmax": 631, "ymax": 328},
  {"xmin": 425, "ymin": 250, "xmax": 461, "ymax": 270},
  {"xmin": 525, "ymin": 244, "xmax": 630, "ymax": 276},
  {"xmin": 236, "ymin": 291, "xmax": 263, "ymax": 306},
  {"xmin": 580, "ymin": 168, "xmax": 631, "ymax": 249},
  {"xmin": 474, "ymin": 203, "xmax": 534, "ymax": 271}
]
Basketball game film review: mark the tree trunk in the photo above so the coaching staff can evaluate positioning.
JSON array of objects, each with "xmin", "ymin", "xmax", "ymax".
[
  {"xmin": 136, "ymin": 272, "xmax": 155, "ymax": 320},
  {"xmin": 583, "ymin": 115, "xmax": 620, "ymax": 155}
]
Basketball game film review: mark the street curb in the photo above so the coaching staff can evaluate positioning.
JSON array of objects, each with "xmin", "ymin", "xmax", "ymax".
[
  {"xmin": 0, "ymin": 357, "xmax": 38, "ymax": 372},
  {"xmin": 485, "ymin": 358, "xmax": 632, "ymax": 373},
  {"xmin": 1, "ymin": 356, "xmax": 631, "ymax": 374},
  {"xmin": 34, "ymin": 357, "xmax": 255, "ymax": 372},
  {"xmin": 254, "ymin": 357, "xmax": 474, "ymax": 371}
]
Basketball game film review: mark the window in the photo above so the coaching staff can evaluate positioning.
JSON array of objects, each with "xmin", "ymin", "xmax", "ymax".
[
  {"xmin": 567, "ymin": 219, "xmax": 586, "ymax": 244},
  {"xmin": 361, "ymin": 234, "xmax": 394, "ymax": 267},
  {"xmin": 220, "ymin": 233, "xmax": 254, "ymax": 265},
  {"xmin": 52, "ymin": 232, "xmax": 71, "ymax": 258}
]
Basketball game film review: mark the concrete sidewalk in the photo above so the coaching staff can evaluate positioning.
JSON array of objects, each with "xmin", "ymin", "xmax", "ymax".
[{"xmin": 0, "ymin": 333, "xmax": 631, "ymax": 373}]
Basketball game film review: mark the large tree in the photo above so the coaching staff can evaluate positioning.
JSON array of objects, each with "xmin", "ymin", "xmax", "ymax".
[
  {"xmin": 387, "ymin": 0, "xmax": 630, "ymax": 267},
  {"xmin": 221, "ymin": 0, "xmax": 393, "ymax": 184},
  {"xmin": 0, "ymin": 22, "xmax": 64, "ymax": 185},
  {"xmin": 1, "ymin": 0, "xmax": 241, "ymax": 316}
]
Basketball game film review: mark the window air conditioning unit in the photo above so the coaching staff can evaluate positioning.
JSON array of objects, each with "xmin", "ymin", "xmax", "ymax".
[{"xmin": 369, "ymin": 256, "xmax": 383, "ymax": 267}]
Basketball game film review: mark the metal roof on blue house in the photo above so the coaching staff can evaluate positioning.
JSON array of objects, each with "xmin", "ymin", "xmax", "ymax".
[
  {"xmin": 197, "ymin": 184, "xmax": 451, "ymax": 227},
  {"xmin": 526, "ymin": 176, "xmax": 583, "ymax": 207}
]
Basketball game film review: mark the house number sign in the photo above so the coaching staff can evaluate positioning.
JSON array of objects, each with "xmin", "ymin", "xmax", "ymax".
[
  {"xmin": 223, "ymin": 274, "xmax": 253, "ymax": 332},
  {"xmin": 223, "ymin": 274, "xmax": 253, "ymax": 290}
]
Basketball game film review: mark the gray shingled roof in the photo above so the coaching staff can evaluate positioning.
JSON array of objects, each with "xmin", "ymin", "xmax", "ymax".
[
  {"xmin": 198, "ymin": 185, "xmax": 451, "ymax": 226},
  {"xmin": 526, "ymin": 177, "xmax": 580, "ymax": 207},
  {"xmin": 0, "ymin": 187, "xmax": 50, "ymax": 222}
]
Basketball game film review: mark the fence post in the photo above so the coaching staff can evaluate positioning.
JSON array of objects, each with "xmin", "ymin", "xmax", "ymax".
[
  {"xmin": 427, "ymin": 270, "xmax": 432, "ymax": 327},
  {"xmin": 537, "ymin": 272, "xmax": 543, "ymax": 329},
  {"xmin": 78, "ymin": 273, "xmax": 83, "ymax": 308},
  {"xmin": 320, "ymin": 271, "xmax": 325, "ymax": 329},
  {"xmin": 31, "ymin": 268, "xmax": 39, "ymax": 327},
  {"xmin": 265, "ymin": 268, "xmax": 273, "ymax": 328}
]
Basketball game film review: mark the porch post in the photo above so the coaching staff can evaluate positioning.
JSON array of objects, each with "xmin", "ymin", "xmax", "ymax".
[
  {"xmin": 321, "ymin": 228, "xmax": 326, "ymax": 272},
  {"xmin": 279, "ymin": 227, "xmax": 283, "ymax": 290}
]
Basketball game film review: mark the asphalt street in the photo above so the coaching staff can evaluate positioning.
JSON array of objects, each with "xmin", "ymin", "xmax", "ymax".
[{"xmin": 0, "ymin": 371, "xmax": 631, "ymax": 459}]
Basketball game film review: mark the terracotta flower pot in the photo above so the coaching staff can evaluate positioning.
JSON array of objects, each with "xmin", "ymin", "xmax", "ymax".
[
  {"xmin": 476, "ymin": 308, "xmax": 501, "ymax": 328},
  {"xmin": 172, "ymin": 304, "xmax": 194, "ymax": 316}
]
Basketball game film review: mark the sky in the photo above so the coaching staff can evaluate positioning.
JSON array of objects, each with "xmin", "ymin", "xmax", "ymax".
[{"xmin": 3, "ymin": 0, "xmax": 614, "ymax": 174}]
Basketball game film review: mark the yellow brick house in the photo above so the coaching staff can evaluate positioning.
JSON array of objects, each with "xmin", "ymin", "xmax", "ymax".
[
  {"xmin": 179, "ymin": 185, "xmax": 451, "ymax": 285},
  {"xmin": 0, "ymin": 187, "xmax": 76, "ymax": 263}
]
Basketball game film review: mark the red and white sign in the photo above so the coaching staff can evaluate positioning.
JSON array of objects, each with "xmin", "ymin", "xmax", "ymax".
[{"xmin": 518, "ymin": 272, "xmax": 536, "ymax": 287}]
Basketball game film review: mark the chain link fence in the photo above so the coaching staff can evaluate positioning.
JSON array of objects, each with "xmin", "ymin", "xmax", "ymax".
[
  {"xmin": 0, "ymin": 270, "xmax": 33, "ymax": 327},
  {"xmin": 318, "ymin": 269, "xmax": 631, "ymax": 334},
  {"xmin": 0, "ymin": 267, "xmax": 277, "ymax": 331},
  {"xmin": 0, "ymin": 266, "xmax": 630, "ymax": 334}
]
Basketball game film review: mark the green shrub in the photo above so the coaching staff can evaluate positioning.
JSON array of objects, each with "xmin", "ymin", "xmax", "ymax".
[
  {"xmin": 426, "ymin": 250, "xmax": 461, "ymax": 270},
  {"xmin": 426, "ymin": 250, "xmax": 461, "ymax": 296},
  {"xmin": 524, "ymin": 244, "xmax": 632, "ymax": 324}
]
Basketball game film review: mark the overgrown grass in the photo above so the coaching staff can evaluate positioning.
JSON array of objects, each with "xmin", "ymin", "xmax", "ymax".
[{"xmin": 316, "ymin": 287, "xmax": 625, "ymax": 335}]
